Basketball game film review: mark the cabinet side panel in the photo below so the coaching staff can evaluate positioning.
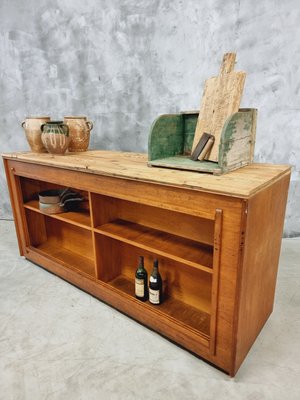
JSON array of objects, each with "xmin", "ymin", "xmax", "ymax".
[
  {"xmin": 3, "ymin": 159, "xmax": 30, "ymax": 255},
  {"xmin": 233, "ymin": 172, "xmax": 291, "ymax": 374}
]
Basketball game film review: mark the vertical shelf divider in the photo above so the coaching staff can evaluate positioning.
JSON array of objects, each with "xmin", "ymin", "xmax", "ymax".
[
  {"xmin": 88, "ymin": 191, "xmax": 99, "ymax": 279},
  {"xmin": 209, "ymin": 208, "xmax": 223, "ymax": 354}
]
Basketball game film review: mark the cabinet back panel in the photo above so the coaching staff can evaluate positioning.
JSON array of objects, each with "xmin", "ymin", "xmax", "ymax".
[
  {"xmin": 20, "ymin": 178, "xmax": 64, "ymax": 202},
  {"xmin": 120, "ymin": 244, "xmax": 212, "ymax": 313},
  {"xmin": 44, "ymin": 218, "xmax": 94, "ymax": 259},
  {"xmin": 20, "ymin": 177, "xmax": 90, "ymax": 212},
  {"xmin": 25, "ymin": 209, "xmax": 47, "ymax": 246},
  {"xmin": 95, "ymin": 234, "xmax": 122, "ymax": 282}
]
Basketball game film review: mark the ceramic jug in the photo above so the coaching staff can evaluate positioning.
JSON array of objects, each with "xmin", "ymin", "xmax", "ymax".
[
  {"xmin": 21, "ymin": 116, "xmax": 50, "ymax": 152},
  {"xmin": 64, "ymin": 116, "xmax": 93, "ymax": 152},
  {"xmin": 41, "ymin": 121, "xmax": 70, "ymax": 155}
]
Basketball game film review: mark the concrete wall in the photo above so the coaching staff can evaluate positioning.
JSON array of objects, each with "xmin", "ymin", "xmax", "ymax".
[{"xmin": 0, "ymin": 0, "xmax": 299, "ymax": 236}]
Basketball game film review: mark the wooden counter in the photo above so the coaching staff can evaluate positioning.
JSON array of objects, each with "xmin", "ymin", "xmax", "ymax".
[
  {"xmin": 2, "ymin": 150, "xmax": 291, "ymax": 376},
  {"xmin": 3, "ymin": 150, "xmax": 290, "ymax": 197}
]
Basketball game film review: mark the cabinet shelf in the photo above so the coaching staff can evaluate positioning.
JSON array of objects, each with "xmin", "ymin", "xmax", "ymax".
[
  {"xmin": 24, "ymin": 208, "xmax": 95, "ymax": 277},
  {"xmin": 24, "ymin": 200, "xmax": 91, "ymax": 230},
  {"xmin": 95, "ymin": 219, "xmax": 213, "ymax": 274},
  {"xmin": 32, "ymin": 242, "xmax": 95, "ymax": 277},
  {"xmin": 108, "ymin": 275, "xmax": 210, "ymax": 337}
]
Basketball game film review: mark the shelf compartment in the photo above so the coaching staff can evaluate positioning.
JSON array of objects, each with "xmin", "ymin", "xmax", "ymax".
[
  {"xmin": 95, "ymin": 219, "xmax": 213, "ymax": 273},
  {"xmin": 20, "ymin": 176, "xmax": 91, "ymax": 228},
  {"xmin": 95, "ymin": 237, "xmax": 212, "ymax": 336},
  {"xmin": 25, "ymin": 209, "xmax": 95, "ymax": 277},
  {"xmin": 24, "ymin": 200, "xmax": 91, "ymax": 230},
  {"xmin": 108, "ymin": 275, "xmax": 210, "ymax": 336},
  {"xmin": 91, "ymin": 193, "xmax": 214, "ymax": 246},
  {"xmin": 32, "ymin": 242, "xmax": 95, "ymax": 277}
]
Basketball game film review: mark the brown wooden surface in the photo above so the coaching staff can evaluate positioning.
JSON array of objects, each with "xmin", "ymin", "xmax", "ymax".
[
  {"xmin": 24, "ymin": 210, "xmax": 95, "ymax": 277},
  {"xmin": 119, "ymin": 242, "xmax": 212, "ymax": 314},
  {"xmin": 20, "ymin": 177, "xmax": 65, "ymax": 202},
  {"xmin": 210, "ymin": 209, "xmax": 223, "ymax": 355},
  {"xmin": 3, "ymin": 161, "xmax": 30, "ymax": 255},
  {"xmin": 2, "ymin": 150, "xmax": 290, "ymax": 198},
  {"xmin": 2, "ymin": 154, "xmax": 291, "ymax": 376},
  {"xmin": 91, "ymin": 193, "xmax": 215, "ymax": 246},
  {"xmin": 108, "ymin": 275, "xmax": 211, "ymax": 336},
  {"xmin": 192, "ymin": 53, "xmax": 246, "ymax": 161},
  {"xmin": 43, "ymin": 217, "xmax": 94, "ymax": 259},
  {"xmin": 25, "ymin": 208, "xmax": 47, "ymax": 246},
  {"xmin": 232, "ymin": 172, "xmax": 291, "ymax": 375},
  {"xmin": 24, "ymin": 200, "xmax": 91, "ymax": 229},
  {"xmin": 7, "ymin": 158, "xmax": 245, "ymax": 222},
  {"xmin": 33, "ymin": 242, "xmax": 95, "ymax": 277},
  {"xmin": 95, "ymin": 234, "xmax": 122, "ymax": 282},
  {"xmin": 24, "ymin": 245, "xmax": 212, "ymax": 350},
  {"xmin": 95, "ymin": 236, "xmax": 212, "ymax": 314},
  {"xmin": 88, "ymin": 191, "xmax": 99, "ymax": 278},
  {"xmin": 95, "ymin": 219, "xmax": 213, "ymax": 273}
]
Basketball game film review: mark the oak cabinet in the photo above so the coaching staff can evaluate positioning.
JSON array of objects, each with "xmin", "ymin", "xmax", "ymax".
[{"xmin": 2, "ymin": 151, "xmax": 290, "ymax": 376}]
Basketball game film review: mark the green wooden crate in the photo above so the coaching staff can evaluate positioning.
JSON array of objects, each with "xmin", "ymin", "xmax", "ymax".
[{"xmin": 148, "ymin": 108, "xmax": 257, "ymax": 175}]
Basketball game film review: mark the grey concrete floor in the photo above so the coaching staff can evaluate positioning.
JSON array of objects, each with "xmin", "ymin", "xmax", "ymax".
[{"xmin": 0, "ymin": 220, "xmax": 299, "ymax": 400}]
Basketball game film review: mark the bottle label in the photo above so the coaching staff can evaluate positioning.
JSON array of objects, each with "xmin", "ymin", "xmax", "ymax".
[
  {"xmin": 150, "ymin": 276, "xmax": 157, "ymax": 283},
  {"xmin": 149, "ymin": 288, "xmax": 160, "ymax": 304},
  {"xmin": 135, "ymin": 278, "xmax": 144, "ymax": 297}
]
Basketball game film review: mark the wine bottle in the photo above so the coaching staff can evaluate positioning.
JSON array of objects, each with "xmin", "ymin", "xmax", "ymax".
[
  {"xmin": 149, "ymin": 259, "xmax": 163, "ymax": 305},
  {"xmin": 135, "ymin": 256, "xmax": 148, "ymax": 301}
]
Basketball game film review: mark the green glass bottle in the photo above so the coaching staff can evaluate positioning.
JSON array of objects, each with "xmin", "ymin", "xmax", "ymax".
[
  {"xmin": 135, "ymin": 256, "xmax": 148, "ymax": 301},
  {"xmin": 149, "ymin": 259, "xmax": 163, "ymax": 305}
]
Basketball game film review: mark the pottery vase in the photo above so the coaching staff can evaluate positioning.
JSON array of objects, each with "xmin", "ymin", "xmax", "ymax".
[
  {"xmin": 64, "ymin": 116, "xmax": 93, "ymax": 152},
  {"xmin": 21, "ymin": 116, "xmax": 50, "ymax": 153},
  {"xmin": 41, "ymin": 121, "xmax": 70, "ymax": 155}
]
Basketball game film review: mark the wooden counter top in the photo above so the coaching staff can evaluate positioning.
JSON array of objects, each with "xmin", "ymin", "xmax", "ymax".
[{"xmin": 2, "ymin": 150, "xmax": 291, "ymax": 198}]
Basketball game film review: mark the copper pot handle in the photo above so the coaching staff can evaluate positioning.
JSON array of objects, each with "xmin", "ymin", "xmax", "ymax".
[
  {"xmin": 40, "ymin": 123, "xmax": 46, "ymax": 132},
  {"xmin": 86, "ymin": 121, "xmax": 93, "ymax": 131},
  {"xmin": 21, "ymin": 120, "xmax": 26, "ymax": 129}
]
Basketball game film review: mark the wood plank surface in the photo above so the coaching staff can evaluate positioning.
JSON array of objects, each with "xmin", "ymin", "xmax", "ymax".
[
  {"xmin": 33, "ymin": 242, "xmax": 95, "ymax": 277},
  {"xmin": 192, "ymin": 53, "xmax": 246, "ymax": 162},
  {"xmin": 24, "ymin": 246, "xmax": 213, "ymax": 354},
  {"xmin": 24, "ymin": 199, "xmax": 91, "ymax": 229},
  {"xmin": 232, "ymin": 172, "xmax": 291, "ymax": 375},
  {"xmin": 108, "ymin": 275, "xmax": 211, "ymax": 337},
  {"xmin": 95, "ymin": 219, "xmax": 213, "ymax": 273},
  {"xmin": 210, "ymin": 208, "xmax": 223, "ymax": 355},
  {"xmin": 2, "ymin": 150, "xmax": 290, "ymax": 198},
  {"xmin": 91, "ymin": 193, "xmax": 215, "ymax": 245}
]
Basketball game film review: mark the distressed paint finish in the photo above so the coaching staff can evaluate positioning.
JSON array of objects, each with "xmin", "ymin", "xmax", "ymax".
[
  {"xmin": 150, "ymin": 156, "xmax": 221, "ymax": 173},
  {"xmin": 183, "ymin": 114, "xmax": 198, "ymax": 155},
  {"xmin": 148, "ymin": 112, "xmax": 198, "ymax": 161},
  {"xmin": 148, "ymin": 109, "xmax": 256, "ymax": 175},
  {"xmin": 0, "ymin": 0, "xmax": 299, "ymax": 235},
  {"xmin": 219, "ymin": 109, "xmax": 257, "ymax": 170},
  {"xmin": 148, "ymin": 114, "xmax": 183, "ymax": 161}
]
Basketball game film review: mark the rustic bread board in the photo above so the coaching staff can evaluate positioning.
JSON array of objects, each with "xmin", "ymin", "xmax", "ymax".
[{"xmin": 192, "ymin": 53, "xmax": 246, "ymax": 162}]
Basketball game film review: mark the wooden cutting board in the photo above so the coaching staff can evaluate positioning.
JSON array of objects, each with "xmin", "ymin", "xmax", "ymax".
[{"xmin": 192, "ymin": 53, "xmax": 246, "ymax": 162}]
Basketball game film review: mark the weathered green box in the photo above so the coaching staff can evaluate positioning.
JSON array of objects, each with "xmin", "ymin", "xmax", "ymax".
[{"xmin": 148, "ymin": 108, "xmax": 257, "ymax": 175}]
